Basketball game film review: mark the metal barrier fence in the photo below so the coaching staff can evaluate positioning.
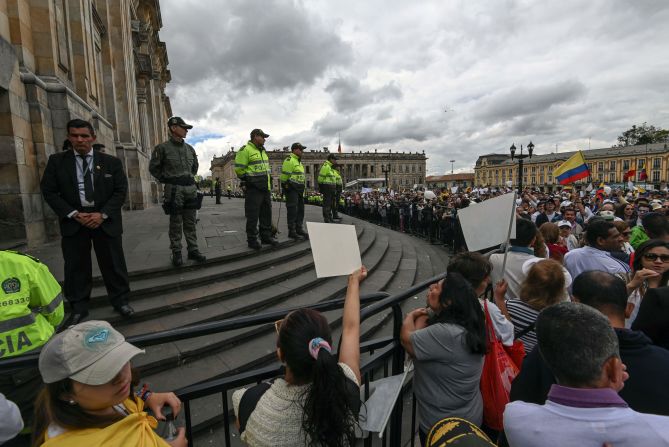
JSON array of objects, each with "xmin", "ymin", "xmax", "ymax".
[{"xmin": 0, "ymin": 273, "xmax": 446, "ymax": 446}]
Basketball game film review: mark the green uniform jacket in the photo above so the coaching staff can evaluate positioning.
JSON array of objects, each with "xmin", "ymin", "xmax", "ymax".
[
  {"xmin": 318, "ymin": 160, "xmax": 337, "ymax": 191},
  {"xmin": 334, "ymin": 168, "xmax": 343, "ymax": 193},
  {"xmin": 234, "ymin": 142, "xmax": 271, "ymax": 190},
  {"xmin": 149, "ymin": 136, "xmax": 198, "ymax": 182},
  {"xmin": 0, "ymin": 251, "xmax": 64, "ymax": 358},
  {"xmin": 280, "ymin": 153, "xmax": 306, "ymax": 192}
]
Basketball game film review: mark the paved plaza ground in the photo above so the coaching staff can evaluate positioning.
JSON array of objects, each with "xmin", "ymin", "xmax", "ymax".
[{"xmin": 25, "ymin": 195, "xmax": 314, "ymax": 282}]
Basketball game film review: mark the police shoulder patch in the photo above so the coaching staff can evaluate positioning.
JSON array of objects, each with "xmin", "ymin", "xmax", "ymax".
[{"xmin": 2, "ymin": 277, "xmax": 21, "ymax": 294}]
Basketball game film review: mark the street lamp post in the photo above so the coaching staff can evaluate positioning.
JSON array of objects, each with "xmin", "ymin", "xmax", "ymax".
[
  {"xmin": 381, "ymin": 164, "xmax": 391, "ymax": 189},
  {"xmin": 450, "ymin": 160, "xmax": 455, "ymax": 174},
  {"xmin": 510, "ymin": 141, "xmax": 534, "ymax": 194}
]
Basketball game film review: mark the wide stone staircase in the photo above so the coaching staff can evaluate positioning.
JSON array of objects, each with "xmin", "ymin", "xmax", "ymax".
[{"xmin": 62, "ymin": 203, "xmax": 450, "ymax": 445}]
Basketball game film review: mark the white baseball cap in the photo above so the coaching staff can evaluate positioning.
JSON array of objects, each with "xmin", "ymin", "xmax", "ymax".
[{"xmin": 39, "ymin": 320, "xmax": 144, "ymax": 385}]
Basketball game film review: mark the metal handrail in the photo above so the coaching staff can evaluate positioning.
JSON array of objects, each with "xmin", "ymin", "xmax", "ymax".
[{"xmin": 0, "ymin": 291, "xmax": 392, "ymax": 370}]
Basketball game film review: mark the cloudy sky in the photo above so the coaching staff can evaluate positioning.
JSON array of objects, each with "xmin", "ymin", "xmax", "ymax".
[{"xmin": 159, "ymin": 0, "xmax": 669, "ymax": 177}]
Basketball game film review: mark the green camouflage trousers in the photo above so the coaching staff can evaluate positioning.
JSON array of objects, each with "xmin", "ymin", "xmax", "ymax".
[{"xmin": 164, "ymin": 184, "xmax": 199, "ymax": 252}]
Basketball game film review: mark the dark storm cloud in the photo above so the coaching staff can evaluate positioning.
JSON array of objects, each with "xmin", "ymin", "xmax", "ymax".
[
  {"xmin": 475, "ymin": 80, "xmax": 587, "ymax": 124},
  {"xmin": 325, "ymin": 77, "xmax": 403, "ymax": 112},
  {"xmin": 162, "ymin": 0, "xmax": 352, "ymax": 92}
]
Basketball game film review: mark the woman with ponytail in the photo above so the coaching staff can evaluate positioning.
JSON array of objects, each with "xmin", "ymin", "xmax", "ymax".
[
  {"xmin": 232, "ymin": 266, "xmax": 367, "ymax": 446},
  {"xmin": 401, "ymin": 271, "xmax": 487, "ymax": 446}
]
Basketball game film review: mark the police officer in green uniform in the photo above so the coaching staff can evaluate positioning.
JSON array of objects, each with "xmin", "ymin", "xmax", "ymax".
[
  {"xmin": 333, "ymin": 165, "xmax": 343, "ymax": 221},
  {"xmin": 280, "ymin": 143, "xmax": 309, "ymax": 240},
  {"xmin": 149, "ymin": 116, "xmax": 206, "ymax": 267},
  {"xmin": 0, "ymin": 250, "xmax": 64, "ymax": 440},
  {"xmin": 318, "ymin": 153, "xmax": 338, "ymax": 223},
  {"xmin": 235, "ymin": 129, "xmax": 278, "ymax": 250}
]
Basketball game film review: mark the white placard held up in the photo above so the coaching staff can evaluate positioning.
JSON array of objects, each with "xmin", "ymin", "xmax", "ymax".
[
  {"xmin": 457, "ymin": 193, "xmax": 516, "ymax": 251},
  {"xmin": 307, "ymin": 222, "xmax": 362, "ymax": 278}
]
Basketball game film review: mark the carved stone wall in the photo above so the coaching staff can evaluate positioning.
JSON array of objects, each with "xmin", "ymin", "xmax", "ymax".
[{"xmin": 0, "ymin": 0, "xmax": 172, "ymax": 247}]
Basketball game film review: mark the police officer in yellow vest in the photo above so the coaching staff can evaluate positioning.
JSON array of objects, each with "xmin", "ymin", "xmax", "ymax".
[
  {"xmin": 0, "ymin": 250, "xmax": 64, "ymax": 438},
  {"xmin": 150, "ymin": 116, "xmax": 206, "ymax": 267},
  {"xmin": 281, "ymin": 143, "xmax": 309, "ymax": 240},
  {"xmin": 318, "ymin": 153, "xmax": 338, "ymax": 223},
  {"xmin": 333, "ymin": 165, "xmax": 343, "ymax": 221},
  {"xmin": 235, "ymin": 129, "xmax": 278, "ymax": 250}
]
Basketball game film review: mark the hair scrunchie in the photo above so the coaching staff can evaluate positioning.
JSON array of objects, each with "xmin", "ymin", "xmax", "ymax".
[{"xmin": 308, "ymin": 337, "xmax": 332, "ymax": 360}]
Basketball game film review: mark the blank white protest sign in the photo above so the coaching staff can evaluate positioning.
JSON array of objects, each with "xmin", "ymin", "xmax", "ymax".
[
  {"xmin": 307, "ymin": 222, "xmax": 362, "ymax": 278},
  {"xmin": 457, "ymin": 193, "xmax": 517, "ymax": 252}
]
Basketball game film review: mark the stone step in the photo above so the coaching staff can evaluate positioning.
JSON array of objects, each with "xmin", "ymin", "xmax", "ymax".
[
  {"xmin": 130, "ymin": 229, "xmax": 390, "ymax": 381},
  {"xmin": 88, "ymin": 225, "xmax": 375, "ymax": 327},
  {"xmin": 89, "ymin": 226, "xmax": 365, "ymax": 302},
  {"xmin": 189, "ymin": 237, "xmax": 409, "ymax": 444},
  {"xmin": 178, "ymin": 236, "xmax": 403, "ymax": 435}
]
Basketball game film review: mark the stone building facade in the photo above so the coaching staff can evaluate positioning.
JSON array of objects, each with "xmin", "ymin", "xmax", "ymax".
[
  {"xmin": 211, "ymin": 148, "xmax": 427, "ymax": 192},
  {"xmin": 0, "ymin": 0, "xmax": 172, "ymax": 247},
  {"xmin": 474, "ymin": 143, "xmax": 669, "ymax": 191},
  {"xmin": 425, "ymin": 173, "xmax": 475, "ymax": 190}
]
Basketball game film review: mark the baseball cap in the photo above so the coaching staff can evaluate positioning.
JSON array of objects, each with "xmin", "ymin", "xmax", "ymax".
[
  {"xmin": 291, "ymin": 142, "xmax": 306, "ymax": 151},
  {"xmin": 560, "ymin": 200, "xmax": 572, "ymax": 208},
  {"xmin": 250, "ymin": 128, "xmax": 269, "ymax": 138},
  {"xmin": 39, "ymin": 320, "xmax": 144, "ymax": 385},
  {"xmin": 167, "ymin": 116, "xmax": 193, "ymax": 129},
  {"xmin": 557, "ymin": 220, "xmax": 571, "ymax": 228},
  {"xmin": 652, "ymin": 202, "xmax": 663, "ymax": 210}
]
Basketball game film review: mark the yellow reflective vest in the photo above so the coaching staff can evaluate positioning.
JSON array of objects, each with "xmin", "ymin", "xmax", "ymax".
[
  {"xmin": 318, "ymin": 160, "xmax": 337, "ymax": 187},
  {"xmin": 0, "ymin": 250, "xmax": 63, "ymax": 358},
  {"xmin": 280, "ymin": 153, "xmax": 305, "ymax": 191},
  {"xmin": 234, "ymin": 142, "xmax": 271, "ymax": 190}
]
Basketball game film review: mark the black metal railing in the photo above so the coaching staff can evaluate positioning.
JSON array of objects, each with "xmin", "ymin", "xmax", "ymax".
[
  {"xmin": 0, "ymin": 274, "xmax": 446, "ymax": 446},
  {"xmin": 173, "ymin": 273, "xmax": 445, "ymax": 446}
]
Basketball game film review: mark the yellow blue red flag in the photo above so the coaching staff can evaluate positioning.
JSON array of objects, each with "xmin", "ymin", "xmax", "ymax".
[{"xmin": 553, "ymin": 151, "xmax": 590, "ymax": 185}]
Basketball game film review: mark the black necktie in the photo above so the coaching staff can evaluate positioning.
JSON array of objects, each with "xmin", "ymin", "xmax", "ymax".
[{"xmin": 78, "ymin": 155, "xmax": 94, "ymax": 202}]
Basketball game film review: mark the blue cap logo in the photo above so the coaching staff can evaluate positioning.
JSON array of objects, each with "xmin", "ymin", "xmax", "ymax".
[{"xmin": 86, "ymin": 329, "xmax": 109, "ymax": 345}]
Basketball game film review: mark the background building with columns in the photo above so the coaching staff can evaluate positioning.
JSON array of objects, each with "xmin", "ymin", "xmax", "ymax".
[
  {"xmin": 0, "ymin": 0, "xmax": 172, "ymax": 247},
  {"xmin": 211, "ymin": 148, "xmax": 427, "ymax": 192},
  {"xmin": 474, "ymin": 143, "xmax": 669, "ymax": 191}
]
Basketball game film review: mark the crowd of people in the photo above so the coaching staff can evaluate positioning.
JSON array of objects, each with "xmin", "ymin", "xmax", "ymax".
[{"xmin": 2, "ymin": 114, "xmax": 669, "ymax": 446}]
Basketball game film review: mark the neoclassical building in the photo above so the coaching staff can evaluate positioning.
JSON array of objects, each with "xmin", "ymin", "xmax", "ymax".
[
  {"xmin": 474, "ymin": 143, "xmax": 669, "ymax": 191},
  {"xmin": 425, "ymin": 173, "xmax": 475, "ymax": 190},
  {"xmin": 211, "ymin": 148, "xmax": 427, "ymax": 192},
  {"xmin": 0, "ymin": 0, "xmax": 172, "ymax": 247}
]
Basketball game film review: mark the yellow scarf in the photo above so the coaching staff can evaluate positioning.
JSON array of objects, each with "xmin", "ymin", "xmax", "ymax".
[{"xmin": 42, "ymin": 396, "xmax": 170, "ymax": 447}]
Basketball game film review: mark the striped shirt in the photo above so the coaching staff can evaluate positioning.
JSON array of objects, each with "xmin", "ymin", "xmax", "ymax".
[{"xmin": 506, "ymin": 299, "xmax": 540, "ymax": 351}]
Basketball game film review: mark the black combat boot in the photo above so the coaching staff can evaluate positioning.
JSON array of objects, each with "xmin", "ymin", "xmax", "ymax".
[
  {"xmin": 295, "ymin": 227, "xmax": 309, "ymax": 240},
  {"xmin": 187, "ymin": 251, "xmax": 207, "ymax": 262},
  {"xmin": 171, "ymin": 251, "xmax": 183, "ymax": 267}
]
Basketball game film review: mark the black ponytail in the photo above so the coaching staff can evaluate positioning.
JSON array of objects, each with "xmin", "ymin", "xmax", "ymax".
[
  {"xmin": 278, "ymin": 309, "xmax": 358, "ymax": 446},
  {"xmin": 430, "ymin": 272, "xmax": 487, "ymax": 355}
]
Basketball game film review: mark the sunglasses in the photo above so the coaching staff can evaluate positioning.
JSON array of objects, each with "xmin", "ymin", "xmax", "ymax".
[{"xmin": 642, "ymin": 253, "xmax": 669, "ymax": 262}]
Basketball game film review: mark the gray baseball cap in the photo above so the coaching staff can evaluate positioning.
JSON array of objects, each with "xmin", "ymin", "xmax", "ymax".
[{"xmin": 39, "ymin": 320, "xmax": 144, "ymax": 385}]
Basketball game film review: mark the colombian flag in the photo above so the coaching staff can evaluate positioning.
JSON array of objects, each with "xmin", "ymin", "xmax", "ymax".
[{"xmin": 554, "ymin": 151, "xmax": 590, "ymax": 185}]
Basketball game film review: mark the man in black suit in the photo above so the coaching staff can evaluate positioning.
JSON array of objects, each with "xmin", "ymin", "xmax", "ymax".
[{"xmin": 41, "ymin": 119, "xmax": 134, "ymax": 325}]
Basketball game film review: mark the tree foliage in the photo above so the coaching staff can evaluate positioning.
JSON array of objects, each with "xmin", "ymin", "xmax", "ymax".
[{"xmin": 616, "ymin": 122, "xmax": 669, "ymax": 147}]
